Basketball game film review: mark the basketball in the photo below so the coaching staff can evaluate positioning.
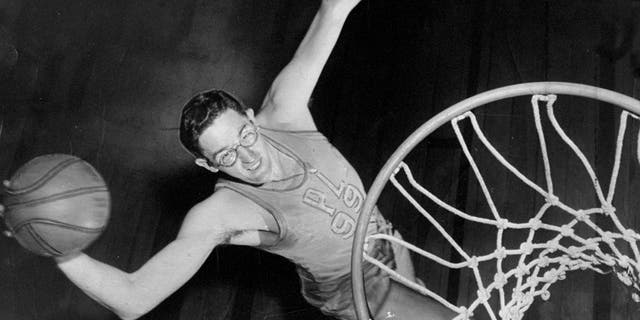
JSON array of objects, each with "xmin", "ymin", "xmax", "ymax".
[{"xmin": 2, "ymin": 154, "xmax": 110, "ymax": 257}]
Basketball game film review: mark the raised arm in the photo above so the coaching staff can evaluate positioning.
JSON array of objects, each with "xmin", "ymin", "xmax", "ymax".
[{"xmin": 257, "ymin": 0, "xmax": 362, "ymax": 130}]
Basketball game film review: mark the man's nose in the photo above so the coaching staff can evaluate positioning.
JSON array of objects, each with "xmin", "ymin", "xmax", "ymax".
[{"xmin": 237, "ymin": 145, "xmax": 257, "ymax": 162}]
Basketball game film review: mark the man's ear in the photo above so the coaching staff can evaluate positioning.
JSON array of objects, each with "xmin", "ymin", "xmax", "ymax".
[{"xmin": 195, "ymin": 158, "xmax": 219, "ymax": 173}]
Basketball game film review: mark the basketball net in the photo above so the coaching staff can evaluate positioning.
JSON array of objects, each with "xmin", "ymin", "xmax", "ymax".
[{"xmin": 361, "ymin": 93, "xmax": 640, "ymax": 320}]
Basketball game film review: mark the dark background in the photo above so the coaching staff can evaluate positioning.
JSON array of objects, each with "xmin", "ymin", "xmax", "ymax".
[{"xmin": 1, "ymin": 0, "xmax": 640, "ymax": 319}]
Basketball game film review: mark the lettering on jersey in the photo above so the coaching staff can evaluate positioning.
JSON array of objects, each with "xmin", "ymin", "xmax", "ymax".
[
  {"xmin": 315, "ymin": 171, "xmax": 364, "ymax": 212},
  {"xmin": 331, "ymin": 212, "xmax": 356, "ymax": 238},
  {"xmin": 302, "ymin": 188, "xmax": 336, "ymax": 216},
  {"xmin": 302, "ymin": 170, "xmax": 365, "ymax": 239},
  {"xmin": 316, "ymin": 171, "xmax": 345, "ymax": 198},
  {"xmin": 343, "ymin": 184, "xmax": 363, "ymax": 213}
]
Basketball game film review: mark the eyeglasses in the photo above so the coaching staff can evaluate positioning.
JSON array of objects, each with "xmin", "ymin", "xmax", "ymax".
[{"xmin": 212, "ymin": 122, "xmax": 260, "ymax": 167}]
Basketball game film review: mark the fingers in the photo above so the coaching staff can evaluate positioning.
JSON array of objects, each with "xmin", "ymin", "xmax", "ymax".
[
  {"xmin": 0, "ymin": 180, "xmax": 12, "ymax": 237},
  {"xmin": 0, "ymin": 204, "xmax": 10, "ymax": 237},
  {"xmin": 1, "ymin": 180, "xmax": 8, "ymax": 217},
  {"xmin": 0, "ymin": 183, "xmax": 10, "ymax": 237},
  {"xmin": 0, "ymin": 205, "xmax": 12, "ymax": 238},
  {"xmin": 1, "ymin": 208, "xmax": 13, "ymax": 237}
]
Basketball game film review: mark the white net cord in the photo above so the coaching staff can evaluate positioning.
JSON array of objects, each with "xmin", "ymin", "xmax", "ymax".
[{"xmin": 362, "ymin": 94, "xmax": 640, "ymax": 320}]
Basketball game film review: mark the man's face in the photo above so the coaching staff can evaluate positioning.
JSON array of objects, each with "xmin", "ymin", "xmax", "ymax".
[{"xmin": 196, "ymin": 109, "xmax": 272, "ymax": 184}]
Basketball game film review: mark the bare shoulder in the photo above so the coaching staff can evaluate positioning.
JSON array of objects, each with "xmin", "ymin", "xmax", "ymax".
[
  {"xmin": 178, "ymin": 188, "xmax": 277, "ymax": 238},
  {"xmin": 255, "ymin": 98, "xmax": 317, "ymax": 131}
]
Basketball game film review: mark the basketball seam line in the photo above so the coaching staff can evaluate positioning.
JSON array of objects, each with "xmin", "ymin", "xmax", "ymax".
[
  {"xmin": 6, "ymin": 158, "xmax": 82, "ymax": 195},
  {"xmin": 5, "ymin": 186, "xmax": 109, "ymax": 208},
  {"xmin": 15, "ymin": 218, "xmax": 106, "ymax": 234},
  {"xmin": 26, "ymin": 223, "xmax": 62, "ymax": 256}
]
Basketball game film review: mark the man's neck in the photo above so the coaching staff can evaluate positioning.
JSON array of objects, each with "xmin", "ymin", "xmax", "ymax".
[{"xmin": 266, "ymin": 142, "xmax": 304, "ymax": 185}]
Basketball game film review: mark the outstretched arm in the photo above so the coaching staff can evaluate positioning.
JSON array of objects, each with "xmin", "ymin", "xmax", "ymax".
[
  {"xmin": 0, "ymin": 189, "xmax": 273, "ymax": 320},
  {"xmin": 257, "ymin": 0, "xmax": 362, "ymax": 130},
  {"xmin": 56, "ymin": 238, "xmax": 223, "ymax": 319},
  {"xmin": 54, "ymin": 203, "xmax": 229, "ymax": 320}
]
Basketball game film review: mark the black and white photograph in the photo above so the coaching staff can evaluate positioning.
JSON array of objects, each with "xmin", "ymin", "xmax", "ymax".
[{"xmin": 1, "ymin": 0, "xmax": 640, "ymax": 319}]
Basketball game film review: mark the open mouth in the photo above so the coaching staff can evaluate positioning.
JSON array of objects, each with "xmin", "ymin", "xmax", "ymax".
[{"xmin": 246, "ymin": 158, "xmax": 262, "ymax": 171}]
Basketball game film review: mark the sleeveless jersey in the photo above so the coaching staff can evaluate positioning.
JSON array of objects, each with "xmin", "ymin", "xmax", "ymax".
[{"xmin": 215, "ymin": 128, "xmax": 393, "ymax": 319}]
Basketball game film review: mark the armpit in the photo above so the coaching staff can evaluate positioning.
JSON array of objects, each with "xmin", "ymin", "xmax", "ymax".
[{"xmin": 225, "ymin": 229, "xmax": 279, "ymax": 247}]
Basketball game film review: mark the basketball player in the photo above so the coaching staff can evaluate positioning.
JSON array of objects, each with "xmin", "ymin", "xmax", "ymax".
[{"xmin": 1, "ymin": 1, "xmax": 455, "ymax": 319}]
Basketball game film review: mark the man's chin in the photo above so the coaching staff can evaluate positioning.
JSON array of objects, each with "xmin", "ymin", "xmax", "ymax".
[{"xmin": 245, "ymin": 160, "xmax": 270, "ymax": 184}]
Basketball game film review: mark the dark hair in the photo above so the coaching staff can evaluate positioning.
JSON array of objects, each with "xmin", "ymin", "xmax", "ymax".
[{"xmin": 179, "ymin": 89, "xmax": 249, "ymax": 158}]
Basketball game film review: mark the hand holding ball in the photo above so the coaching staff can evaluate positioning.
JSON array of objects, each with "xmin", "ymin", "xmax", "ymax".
[{"xmin": 1, "ymin": 154, "xmax": 110, "ymax": 257}]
